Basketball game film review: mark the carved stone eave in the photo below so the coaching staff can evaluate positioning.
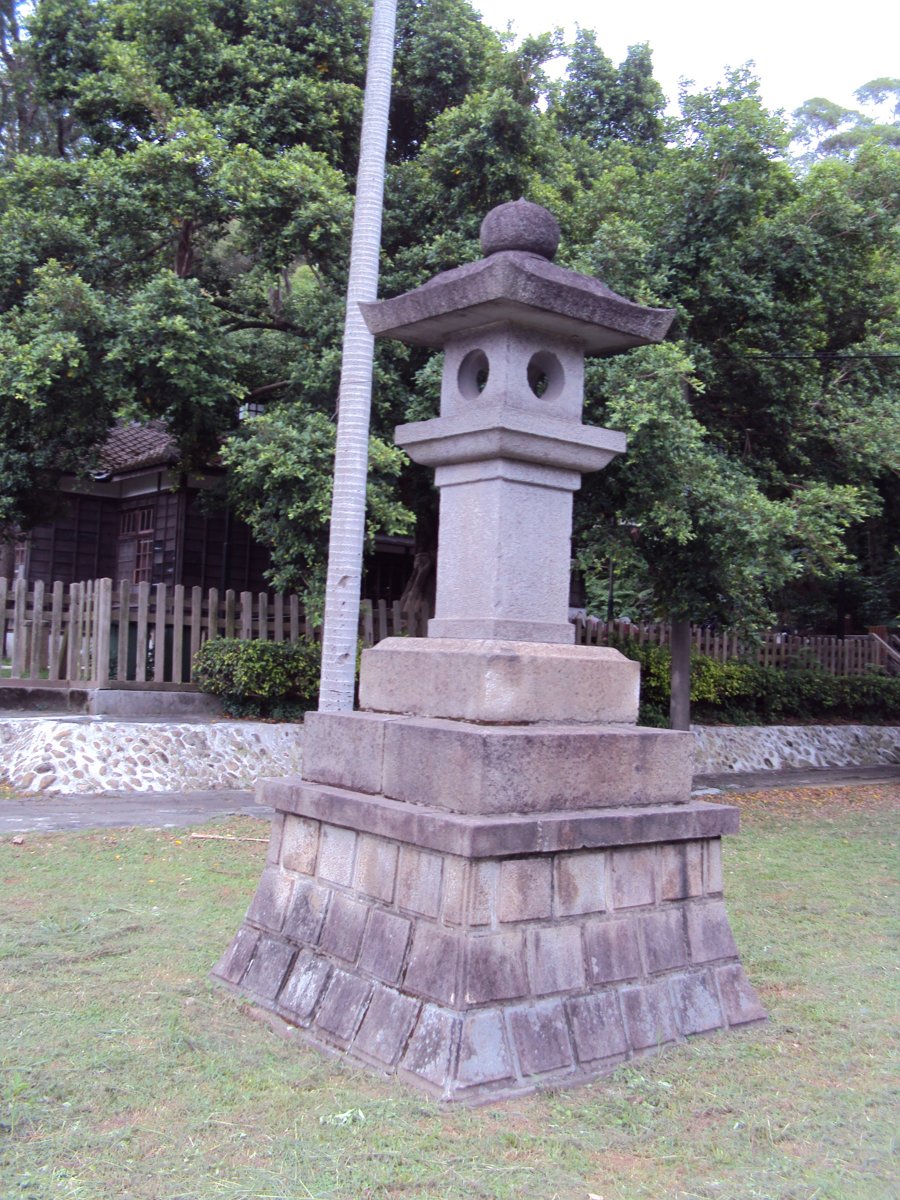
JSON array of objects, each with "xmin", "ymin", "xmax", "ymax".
[
  {"xmin": 360, "ymin": 251, "xmax": 675, "ymax": 354},
  {"xmin": 395, "ymin": 407, "xmax": 626, "ymax": 474}
]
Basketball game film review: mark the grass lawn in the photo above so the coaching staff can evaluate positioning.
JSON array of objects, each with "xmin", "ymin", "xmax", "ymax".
[{"xmin": 1, "ymin": 783, "xmax": 896, "ymax": 1200}]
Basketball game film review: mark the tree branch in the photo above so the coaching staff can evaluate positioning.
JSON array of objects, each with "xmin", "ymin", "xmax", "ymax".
[{"xmin": 248, "ymin": 380, "xmax": 291, "ymax": 398}]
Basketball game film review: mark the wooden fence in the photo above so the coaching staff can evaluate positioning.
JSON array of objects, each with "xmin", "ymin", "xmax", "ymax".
[
  {"xmin": 0, "ymin": 577, "xmax": 428, "ymax": 686},
  {"xmin": 572, "ymin": 617, "xmax": 900, "ymax": 676},
  {"xmin": 1, "ymin": 576, "xmax": 896, "ymax": 686}
]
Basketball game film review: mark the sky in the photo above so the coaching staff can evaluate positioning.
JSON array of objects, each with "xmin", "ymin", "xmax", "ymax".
[{"xmin": 473, "ymin": 0, "xmax": 899, "ymax": 119}]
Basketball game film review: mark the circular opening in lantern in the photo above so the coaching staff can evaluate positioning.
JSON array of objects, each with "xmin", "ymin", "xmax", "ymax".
[
  {"xmin": 458, "ymin": 349, "xmax": 490, "ymax": 400},
  {"xmin": 527, "ymin": 351, "xmax": 564, "ymax": 401}
]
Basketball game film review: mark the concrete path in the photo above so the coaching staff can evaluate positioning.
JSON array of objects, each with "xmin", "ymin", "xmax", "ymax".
[
  {"xmin": 0, "ymin": 765, "xmax": 897, "ymax": 836},
  {"xmin": 693, "ymin": 764, "xmax": 900, "ymax": 793},
  {"xmin": 0, "ymin": 788, "xmax": 266, "ymax": 836}
]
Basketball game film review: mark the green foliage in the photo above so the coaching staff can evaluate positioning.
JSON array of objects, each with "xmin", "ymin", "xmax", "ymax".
[
  {"xmin": 0, "ymin": 2, "xmax": 896, "ymax": 631},
  {"xmin": 220, "ymin": 408, "xmax": 413, "ymax": 607},
  {"xmin": 192, "ymin": 635, "xmax": 321, "ymax": 716},
  {"xmin": 613, "ymin": 640, "xmax": 900, "ymax": 726},
  {"xmin": 793, "ymin": 78, "xmax": 900, "ymax": 159},
  {"xmin": 552, "ymin": 30, "xmax": 666, "ymax": 151}
]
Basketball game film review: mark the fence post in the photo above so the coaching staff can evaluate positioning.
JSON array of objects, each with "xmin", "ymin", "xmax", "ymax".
[
  {"xmin": 224, "ymin": 589, "xmax": 236, "ymax": 639},
  {"xmin": 172, "ymin": 584, "xmax": 185, "ymax": 684},
  {"xmin": 0, "ymin": 576, "xmax": 8, "ymax": 675},
  {"xmin": 134, "ymin": 581, "xmax": 150, "ymax": 682},
  {"xmin": 11, "ymin": 576, "xmax": 28, "ymax": 678},
  {"xmin": 360, "ymin": 599, "xmax": 375, "ymax": 647},
  {"xmin": 29, "ymin": 579, "xmax": 45, "ymax": 679},
  {"xmin": 207, "ymin": 587, "xmax": 219, "ymax": 643},
  {"xmin": 240, "ymin": 591, "xmax": 253, "ymax": 640},
  {"xmin": 154, "ymin": 583, "xmax": 167, "ymax": 683},
  {"xmin": 94, "ymin": 578, "xmax": 112, "ymax": 685},
  {"xmin": 47, "ymin": 581, "xmax": 63, "ymax": 680},
  {"xmin": 66, "ymin": 583, "xmax": 79, "ymax": 681},
  {"xmin": 670, "ymin": 618, "xmax": 692, "ymax": 731},
  {"xmin": 189, "ymin": 586, "xmax": 203, "ymax": 675},
  {"xmin": 289, "ymin": 594, "xmax": 300, "ymax": 643}
]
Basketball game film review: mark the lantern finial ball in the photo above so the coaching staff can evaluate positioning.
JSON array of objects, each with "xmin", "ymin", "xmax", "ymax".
[{"xmin": 479, "ymin": 198, "xmax": 560, "ymax": 260}]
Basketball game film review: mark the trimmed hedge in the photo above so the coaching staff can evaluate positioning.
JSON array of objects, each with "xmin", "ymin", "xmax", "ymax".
[
  {"xmin": 612, "ymin": 641, "xmax": 900, "ymax": 726},
  {"xmin": 193, "ymin": 637, "xmax": 321, "ymax": 719}
]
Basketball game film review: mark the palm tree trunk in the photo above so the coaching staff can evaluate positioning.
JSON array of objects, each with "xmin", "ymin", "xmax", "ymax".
[{"xmin": 318, "ymin": 0, "xmax": 397, "ymax": 713}]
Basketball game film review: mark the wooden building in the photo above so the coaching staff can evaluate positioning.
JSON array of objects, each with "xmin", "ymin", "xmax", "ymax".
[{"xmin": 7, "ymin": 421, "xmax": 415, "ymax": 601}]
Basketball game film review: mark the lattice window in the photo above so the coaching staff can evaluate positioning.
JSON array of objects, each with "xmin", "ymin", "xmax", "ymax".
[
  {"xmin": 119, "ymin": 506, "xmax": 156, "ymax": 582},
  {"xmin": 134, "ymin": 537, "xmax": 154, "ymax": 583},
  {"xmin": 120, "ymin": 507, "xmax": 154, "ymax": 536}
]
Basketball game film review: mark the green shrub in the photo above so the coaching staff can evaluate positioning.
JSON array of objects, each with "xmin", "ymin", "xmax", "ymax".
[
  {"xmin": 193, "ymin": 637, "xmax": 321, "ymax": 718},
  {"xmin": 610, "ymin": 638, "xmax": 900, "ymax": 725}
]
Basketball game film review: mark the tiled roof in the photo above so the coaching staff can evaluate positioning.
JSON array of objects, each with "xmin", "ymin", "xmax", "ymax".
[{"xmin": 99, "ymin": 420, "xmax": 177, "ymax": 474}]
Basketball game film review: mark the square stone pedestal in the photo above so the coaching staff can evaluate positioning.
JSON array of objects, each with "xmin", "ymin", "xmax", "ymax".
[{"xmin": 213, "ymin": 644, "xmax": 765, "ymax": 1102}]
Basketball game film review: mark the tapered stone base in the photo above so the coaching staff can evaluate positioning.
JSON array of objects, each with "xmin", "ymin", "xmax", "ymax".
[{"xmin": 213, "ymin": 780, "xmax": 765, "ymax": 1103}]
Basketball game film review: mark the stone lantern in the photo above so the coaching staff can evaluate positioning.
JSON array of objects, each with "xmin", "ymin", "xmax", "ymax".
[{"xmin": 214, "ymin": 201, "xmax": 765, "ymax": 1103}]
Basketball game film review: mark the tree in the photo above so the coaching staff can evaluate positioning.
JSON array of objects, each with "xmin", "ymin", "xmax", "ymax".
[
  {"xmin": 793, "ymin": 78, "xmax": 900, "ymax": 159},
  {"xmin": 553, "ymin": 30, "xmax": 665, "ymax": 152},
  {"xmin": 2, "ymin": 5, "xmax": 895, "ymax": 686}
]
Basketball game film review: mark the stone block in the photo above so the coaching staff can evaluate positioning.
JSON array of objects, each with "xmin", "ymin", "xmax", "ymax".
[
  {"xmin": 214, "ymin": 925, "xmax": 258, "ymax": 985},
  {"xmin": 669, "ymin": 970, "xmax": 724, "ymax": 1035},
  {"xmin": 610, "ymin": 846, "xmax": 656, "ymax": 909},
  {"xmin": 316, "ymin": 824, "xmax": 357, "ymax": 887},
  {"xmin": 246, "ymin": 866, "xmax": 294, "ymax": 933},
  {"xmin": 359, "ymin": 638, "xmax": 639, "ymax": 725},
  {"xmin": 277, "ymin": 952, "xmax": 332, "ymax": 1025},
  {"xmin": 441, "ymin": 856, "xmax": 468, "ymax": 925},
  {"xmin": 283, "ymin": 878, "xmax": 330, "ymax": 946},
  {"xmin": 266, "ymin": 813, "xmax": 285, "ymax": 864},
  {"xmin": 508, "ymin": 1000, "xmax": 574, "ymax": 1077},
  {"xmin": 400, "ymin": 1005, "xmax": 460, "ymax": 1091},
  {"xmin": 464, "ymin": 932, "xmax": 528, "ymax": 1004},
  {"xmin": 686, "ymin": 901, "xmax": 739, "ymax": 964},
  {"xmin": 716, "ymin": 963, "xmax": 767, "ymax": 1026},
  {"xmin": 566, "ymin": 991, "xmax": 628, "ymax": 1065},
  {"xmin": 526, "ymin": 926, "xmax": 586, "ymax": 995},
  {"xmin": 555, "ymin": 851, "xmax": 606, "ymax": 916},
  {"xmin": 302, "ymin": 710, "xmax": 393, "ymax": 794},
  {"xmin": 469, "ymin": 861, "xmax": 497, "ymax": 925},
  {"xmin": 705, "ymin": 839, "xmax": 723, "ymax": 895},
  {"xmin": 382, "ymin": 719, "xmax": 692, "ymax": 815},
  {"xmin": 240, "ymin": 936, "xmax": 295, "ymax": 1002},
  {"xmin": 498, "ymin": 857, "xmax": 552, "ymax": 922},
  {"xmin": 403, "ymin": 925, "xmax": 462, "ymax": 1006},
  {"xmin": 584, "ymin": 919, "xmax": 642, "ymax": 984},
  {"xmin": 658, "ymin": 841, "xmax": 703, "ymax": 901},
  {"xmin": 315, "ymin": 969, "xmax": 373, "ymax": 1047},
  {"xmin": 640, "ymin": 908, "xmax": 688, "ymax": 975},
  {"xmin": 620, "ymin": 981, "xmax": 678, "ymax": 1050},
  {"xmin": 281, "ymin": 814, "xmax": 320, "ymax": 876},
  {"xmin": 456, "ymin": 1009, "xmax": 515, "ymax": 1090},
  {"xmin": 319, "ymin": 892, "xmax": 369, "ymax": 964},
  {"xmin": 352, "ymin": 985, "xmax": 421, "ymax": 1068},
  {"xmin": 358, "ymin": 909, "xmax": 412, "ymax": 985},
  {"xmin": 278, "ymin": 782, "xmax": 740, "ymax": 860},
  {"xmin": 426, "ymin": 460, "xmax": 579, "ymax": 645},
  {"xmin": 353, "ymin": 834, "xmax": 398, "ymax": 903},
  {"xmin": 396, "ymin": 846, "xmax": 444, "ymax": 918}
]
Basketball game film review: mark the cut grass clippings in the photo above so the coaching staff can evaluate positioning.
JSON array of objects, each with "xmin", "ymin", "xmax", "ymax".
[{"xmin": 0, "ymin": 784, "xmax": 897, "ymax": 1200}]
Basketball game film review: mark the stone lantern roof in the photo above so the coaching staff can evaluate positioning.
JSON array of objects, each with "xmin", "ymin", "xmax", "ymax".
[{"xmin": 361, "ymin": 198, "xmax": 674, "ymax": 353}]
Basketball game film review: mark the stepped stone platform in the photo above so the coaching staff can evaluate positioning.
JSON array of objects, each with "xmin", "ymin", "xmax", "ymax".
[{"xmin": 214, "ymin": 641, "xmax": 766, "ymax": 1103}]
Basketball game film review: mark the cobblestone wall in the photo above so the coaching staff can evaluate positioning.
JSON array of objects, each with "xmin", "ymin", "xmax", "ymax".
[{"xmin": 0, "ymin": 716, "xmax": 304, "ymax": 793}]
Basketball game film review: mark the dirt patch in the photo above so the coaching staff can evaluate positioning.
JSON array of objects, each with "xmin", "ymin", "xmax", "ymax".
[{"xmin": 728, "ymin": 782, "xmax": 900, "ymax": 820}]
